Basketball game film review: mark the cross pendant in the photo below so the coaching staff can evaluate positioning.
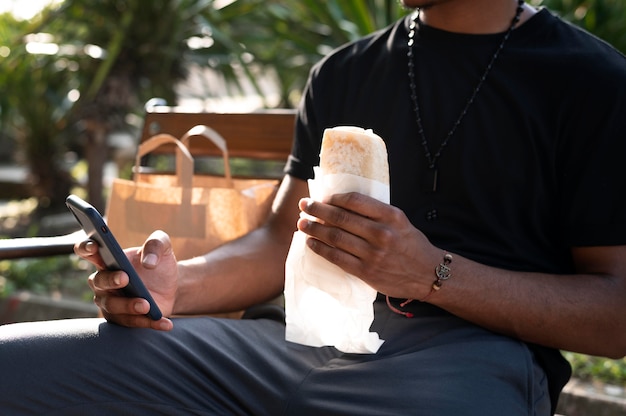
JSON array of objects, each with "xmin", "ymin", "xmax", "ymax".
[{"xmin": 422, "ymin": 168, "xmax": 438, "ymax": 193}]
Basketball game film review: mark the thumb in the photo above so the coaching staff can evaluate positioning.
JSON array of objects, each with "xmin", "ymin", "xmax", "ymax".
[{"xmin": 140, "ymin": 230, "xmax": 173, "ymax": 269}]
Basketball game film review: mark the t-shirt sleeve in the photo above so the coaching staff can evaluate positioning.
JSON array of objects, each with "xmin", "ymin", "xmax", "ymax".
[
  {"xmin": 559, "ymin": 60, "xmax": 626, "ymax": 246},
  {"xmin": 283, "ymin": 63, "xmax": 325, "ymax": 181}
]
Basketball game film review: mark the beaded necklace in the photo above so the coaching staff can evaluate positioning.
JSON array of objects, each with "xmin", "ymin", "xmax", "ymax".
[
  {"xmin": 387, "ymin": 1, "xmax": 526, "ymax": 317},
  {"xmin": 407, "ymin": 0, "xmax": 525, "ymax": 196}
]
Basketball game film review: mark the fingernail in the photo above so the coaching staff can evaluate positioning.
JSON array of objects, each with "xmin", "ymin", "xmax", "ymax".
[
  {"xmin": 143, "ymin": 253, "xmax": 158, "ymax": 267},
  {"xmin": 134, "ymin": 301, "xmax": 147, "ymax": 313},
  {"xmin": 306, "ymin": 237, "xmax": 317, "ymax": 250},
  {"xmin": 85, "ymin": 241, "xmax": 97, "ymax": 252},
  {"xmin": 299, "ymin": 198, "xmax": 311, "ymax": 210},
  {"xmin": 113, "ymin": 273, "xmax": 121, "ymax": 286}
]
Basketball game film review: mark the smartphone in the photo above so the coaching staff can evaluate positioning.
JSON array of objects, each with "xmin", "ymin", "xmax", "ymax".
[{"xmin": 65, "ymin": 194, "xmax": 163, "ymax": 320}]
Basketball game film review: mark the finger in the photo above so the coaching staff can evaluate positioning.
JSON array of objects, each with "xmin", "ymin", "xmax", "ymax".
[
  {"xmin": 322, "ymin": 192, "xmax": 389, "ymax": 220},
  {"xmin": 140, "ymin": 230, "xmax": 174, "ymax": 269},
  {"xmin": 74, "ymin": 239, "xmax": 107, "ymax": 270},
  {"xmin": 88, "ymin": 270, "xmax": 129, "ymax": 292},
  {"xmin": 302, "ymin": 227, "xmax": 363, "ymax": 273},
  {"xmin": 150, "ymin": 317, "xmax": 174, "ymax": 331},
  {"xmin": 300, "ymin": 194, "xmax": 387, "ymax": 229},
  {"xmin": 102, "ymin": 311, "xmax": 173, "ymax": 331},
  {"xmin": 299, "ymin": 216, "xmax": 390, "ymax": 277},
  {"xmin": 74, "ymin": 239, "xmax": 97, "ymax": 256},
  {"xmin": 299, "ymin": 196, "xmax": 392, "ymax": 244},
  {"xmin": 94, "ymin": 289, "xmax": 173, "ymax": 331},
  {"xmin": 95, "ymin": 294, "xmax": 149, "ymax": 316},
  {"xmin": 298, "ymin": 216, "xmax": 368, "ymax": 255},
  {"xmin": 299, "ymin": 197, "xmax": 369, "ymax": 235}
]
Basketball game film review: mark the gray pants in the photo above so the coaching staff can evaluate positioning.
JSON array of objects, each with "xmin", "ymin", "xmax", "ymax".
[{"xmin": 0, "ymin": 301, "xmax": 551, "ymax": 415}]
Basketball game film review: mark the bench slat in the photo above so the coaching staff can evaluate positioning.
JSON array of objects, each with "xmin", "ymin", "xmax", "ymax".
[
  {"xmin": 0, "ymin": 231, "xmax": 85, "ymax": 260},
  {"xmin": 141, "ymin": 110, "xmax": 296, "ymax": 160}
]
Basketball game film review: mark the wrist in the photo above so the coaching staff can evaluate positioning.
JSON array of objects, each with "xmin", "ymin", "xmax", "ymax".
[
  {"xmin": 171, "ymin": 259, "xmax": 198, "ymax": 315},
  {"xmin": 421, "ymin": 251, "xmax": 453, "ymax": 302},
  {"xmin": 386, "ymin": 249, "xmax": 454, "ymax": 317}
]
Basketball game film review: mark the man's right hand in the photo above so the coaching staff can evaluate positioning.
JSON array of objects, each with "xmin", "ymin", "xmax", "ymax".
[{"xmin": 75, "ymin": 230, "xmax": 177, "ymax": 331}]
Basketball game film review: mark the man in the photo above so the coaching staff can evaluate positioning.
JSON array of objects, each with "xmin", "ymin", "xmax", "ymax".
[{"xmin": 1, "ymin": 0, "xmax": 625, "ymax": 414}]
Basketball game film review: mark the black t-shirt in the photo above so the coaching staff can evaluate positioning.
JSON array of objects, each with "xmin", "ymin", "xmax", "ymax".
[{"xmin": 285, "ymin": 7, "xmax": 626, "ymax": 407}]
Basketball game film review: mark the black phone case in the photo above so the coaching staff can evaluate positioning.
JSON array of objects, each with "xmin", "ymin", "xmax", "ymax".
[{"xmin": 65, "ymin": 194, "xmax": 162, "ymax": 320}]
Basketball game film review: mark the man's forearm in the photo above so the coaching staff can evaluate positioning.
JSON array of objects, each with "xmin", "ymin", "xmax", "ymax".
[
  {"xmin": 429, "ymin": 249, "xmax": 626, "ymax": 358},
  {"xmin": 173, "ymin": 227, "xmax": 289, "ymax": 316}
]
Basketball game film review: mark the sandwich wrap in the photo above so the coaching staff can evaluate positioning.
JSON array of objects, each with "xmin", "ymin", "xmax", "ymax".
[{"xmin": 284, "ymin": 126, "xmax": 389, "ymax": 353}]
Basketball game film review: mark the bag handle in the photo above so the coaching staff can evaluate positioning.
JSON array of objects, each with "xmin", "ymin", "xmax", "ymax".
[
  {"xmin": 180, "ymin": 125, "xmax": 233, "ymax": 187},
  {"xmin": 135, "ymin": 133, "xmax": 194, "ymax": 188}
]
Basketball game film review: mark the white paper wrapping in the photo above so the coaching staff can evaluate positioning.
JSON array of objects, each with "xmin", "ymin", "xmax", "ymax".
[{"xmin": 284, "ymin": 168, "xmax": 389, "ymax": 353}]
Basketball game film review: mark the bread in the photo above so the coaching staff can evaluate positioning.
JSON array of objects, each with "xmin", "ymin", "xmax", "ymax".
[{"xmin": 319, "ymin": 126, "xmax": 389, "ymax": 185}]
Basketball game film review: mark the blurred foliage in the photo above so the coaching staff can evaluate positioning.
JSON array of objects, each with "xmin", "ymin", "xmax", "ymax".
[
  {"xmin": 0, "ymin": 0, "xmax": 407, "ymax": 211},
  {"xmin": 533, "ymin": 0, "xmax": 626, "ymax": 53},
  {"xmin": 0, "ymin": 256, "xmax": 94, "ymax": 301},
  {"xmin": 195, "ymin": 0, "xmax": 409, "ymax": 107},
  {"xmin": 0, "ymin": 13, "xmax": 76, "ymax": 209},
  {"xmin": 564, "ymin": 351, "xmax": 626, "ymax": 386},
  {"xmin": 0, "ymin": 0, "xmax": 213, "ymax": 211}
]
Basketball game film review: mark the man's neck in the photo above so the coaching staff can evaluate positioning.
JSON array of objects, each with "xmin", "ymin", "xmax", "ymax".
[{"xmin": 417, "ymin": 0, "xmax": 536, "ymax": 34}]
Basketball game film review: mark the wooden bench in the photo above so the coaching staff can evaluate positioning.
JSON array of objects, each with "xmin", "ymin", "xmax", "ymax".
[{"xmin": 0, "ymin": 107, "xmax": 297, "ymax": 260}]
